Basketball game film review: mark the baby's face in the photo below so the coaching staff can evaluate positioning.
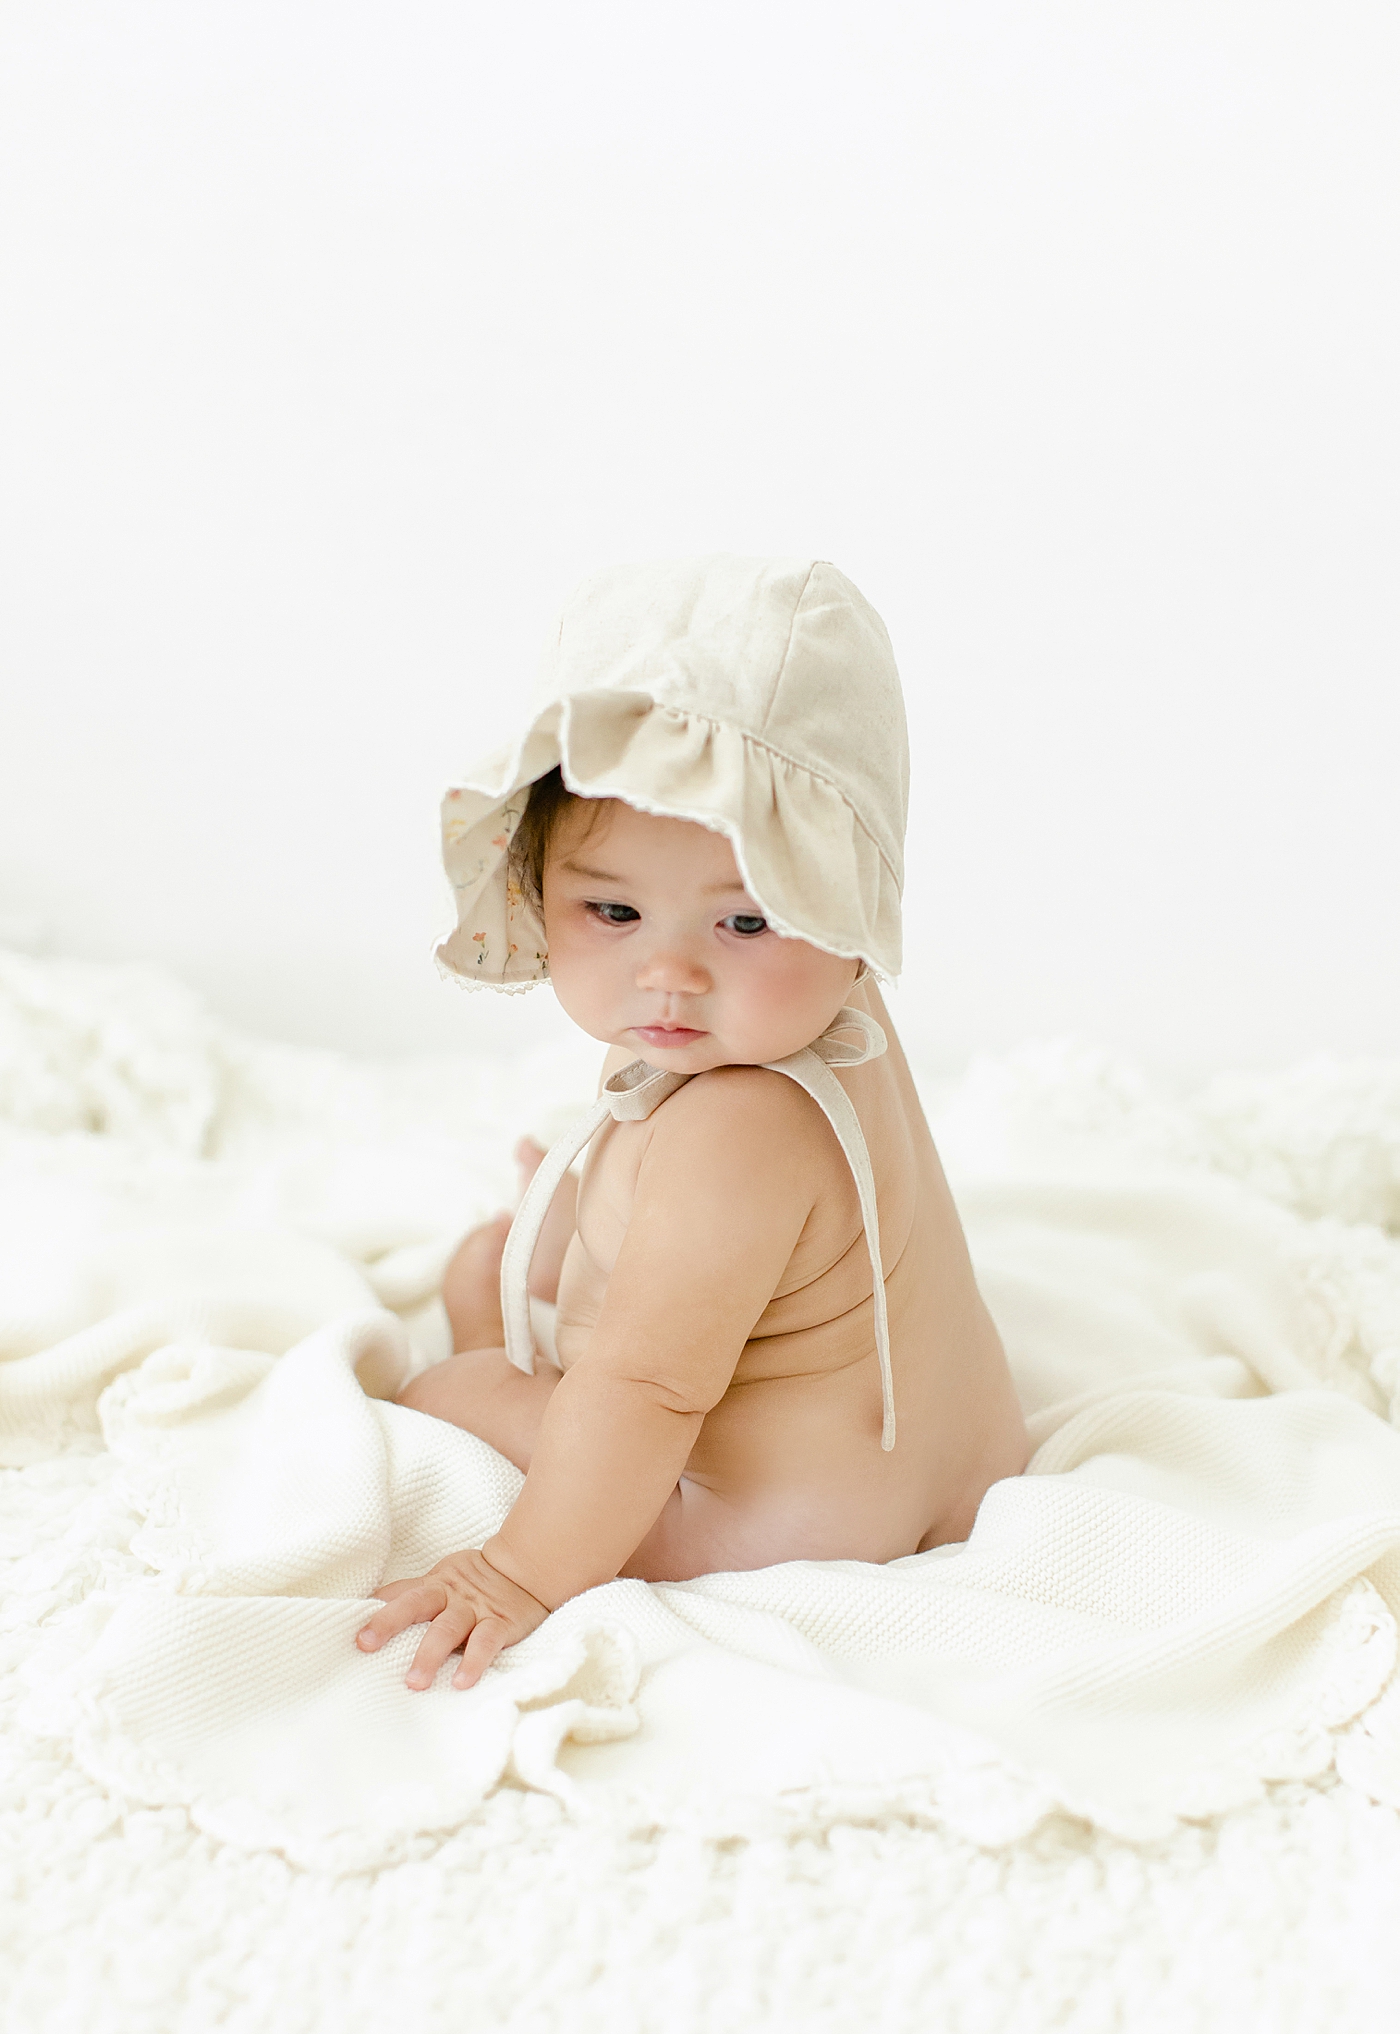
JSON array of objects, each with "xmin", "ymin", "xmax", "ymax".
[{"xmin": 542, "ymin": 800, "xmax": 860, "ymax": 1071}]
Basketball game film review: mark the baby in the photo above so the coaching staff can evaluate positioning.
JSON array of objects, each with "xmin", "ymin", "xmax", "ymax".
[{"xmin": 357, "ymin": 556, "xmax": 1028, "ymax": 1691}]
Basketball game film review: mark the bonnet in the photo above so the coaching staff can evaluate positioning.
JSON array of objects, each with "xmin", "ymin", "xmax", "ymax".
[{"xmin": 436, "ymin": 554, "xmax": 909, "ymax": 986}]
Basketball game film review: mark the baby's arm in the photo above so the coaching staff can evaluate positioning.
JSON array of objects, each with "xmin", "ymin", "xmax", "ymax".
[{"xmin": 359, "ymin": 1069, "xmax": 820, "ymax": 1687}]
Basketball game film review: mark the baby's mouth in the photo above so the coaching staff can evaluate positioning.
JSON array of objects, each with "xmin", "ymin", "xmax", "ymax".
[{"xmin": 632, "ymin": 1023, "xmax": 708, "ymax": 1049}]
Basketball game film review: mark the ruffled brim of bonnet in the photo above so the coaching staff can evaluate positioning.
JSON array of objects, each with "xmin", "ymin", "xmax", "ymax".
[{"xmin": 435, "ymin": 557, "xmax": 907, "ymax": 991}]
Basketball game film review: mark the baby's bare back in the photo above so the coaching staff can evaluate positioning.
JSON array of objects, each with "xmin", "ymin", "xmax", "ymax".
[{"xmin": 554, "ymin": 984, "xmax": 1028, "ymax": 1570}]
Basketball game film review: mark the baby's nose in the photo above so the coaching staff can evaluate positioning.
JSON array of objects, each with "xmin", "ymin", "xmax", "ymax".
[{"xmin": 634, "ymin": 945, "xmax": 710, "ymax": 995}]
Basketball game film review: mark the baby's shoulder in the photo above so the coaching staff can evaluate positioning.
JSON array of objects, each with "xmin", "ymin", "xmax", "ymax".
[
  {"xmin": 625, "ymin": 1065, "xmax": 839, "ymax": 1230},
  {"xmin": 646, "ymin": 1062, "xmax": 834, "ymax": 1165},
  {"xmin": 638, "ymin": 1064, "xmax": 871, "ymax": 1296}
]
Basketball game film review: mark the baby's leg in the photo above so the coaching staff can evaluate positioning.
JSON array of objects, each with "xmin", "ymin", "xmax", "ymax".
[
  {"xmin": 618, "ymin": 1481, "xmax": 797, "ymax": 1582},
  {"xmin": 417, "ymin": 1146, "xmax": 573, "ymax": 1472},
  {"xmin": 620, "ymin": 1477, "xmax": 922, "ymax": 1580},
  {"xmin": 441, "ymin": 1214, "xmax": 511, "ymax": 1353},
  {"xmin": 440, "ymin": 1141, "xmax": 576, "ymax": 1355},
  {"xmin": 398, "ymin": 1346, "xmax": 557, "ymax": 1477}
]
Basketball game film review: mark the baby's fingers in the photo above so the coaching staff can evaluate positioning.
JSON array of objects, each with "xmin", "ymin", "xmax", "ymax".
[
  {"xmin": 371, "ymin": 1577, "xmax": 429, "ymax": 1605},
  {"xmin": 452, "ymin": 1616, "xmax": 512, "ymax": 1690},
  {"xmin": 356, "ymin": 1582, "xmax": 445, "ymax": 1653},
  {"xmin": 406, "ymin": 1605, "xmax": 476, "ymax": 1691}
]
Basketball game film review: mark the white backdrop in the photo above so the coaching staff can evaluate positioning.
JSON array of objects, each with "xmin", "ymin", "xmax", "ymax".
[{"xmin": 2, "ymin": 3, "xmax": 1396, "ymax": 1079}]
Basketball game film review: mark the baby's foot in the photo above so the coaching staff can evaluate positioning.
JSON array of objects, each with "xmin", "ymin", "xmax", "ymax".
[{"xmin": 441, "ymin": 1212, "xmax": 511, "ymax": 1354}]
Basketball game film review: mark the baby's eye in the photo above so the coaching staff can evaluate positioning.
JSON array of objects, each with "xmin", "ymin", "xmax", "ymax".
[
  {"xmin": 587, "ymin": 901, "xmax": 640, "ymax": 925},
  {"xmin": 722, "ymin": 913, "xmax": 768, "ymax": 937}
]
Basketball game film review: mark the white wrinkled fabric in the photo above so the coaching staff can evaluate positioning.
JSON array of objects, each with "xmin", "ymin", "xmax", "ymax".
[
  {"xmin": 6, "ymin": 956, "xmax": 1400, "ymax": 1866},
  {"xmin": 12, "ymin": 956, "xmax": 1400, "ymax": 2025}
]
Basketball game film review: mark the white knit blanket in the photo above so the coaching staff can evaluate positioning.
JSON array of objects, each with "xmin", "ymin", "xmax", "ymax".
[{"xmin": 6, "ymin": 948, "xmax": 1400, "ymax": 2027}]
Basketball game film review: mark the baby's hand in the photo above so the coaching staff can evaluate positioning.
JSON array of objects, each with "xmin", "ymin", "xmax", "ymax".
[{"xmin": 356, "ymin": 1548, "xmax": 549, "ymax": 1690}]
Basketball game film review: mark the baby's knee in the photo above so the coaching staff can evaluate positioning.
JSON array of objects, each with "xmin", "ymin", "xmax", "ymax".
[
  {"xmin": 397, "ymin": 1350, "xmax": 500, "ymax": 1420},
  {"xmin": 397, "ymin": 1347, "xmax": 555, "ymax": 1475},
  {"xmin": 397, "ymin": 1362, "xmax": 450, "ymax": 1417}
]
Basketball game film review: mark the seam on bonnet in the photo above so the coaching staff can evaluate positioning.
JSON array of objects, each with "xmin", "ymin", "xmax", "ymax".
[{"xmin": 759, "ymin": 560, "xmax": 819, "ymax": 738}]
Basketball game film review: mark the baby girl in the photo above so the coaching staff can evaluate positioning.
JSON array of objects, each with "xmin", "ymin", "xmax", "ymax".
[{"xmin": 357, "ymin": 556, "xmax": 1028, "ymax": 1691}]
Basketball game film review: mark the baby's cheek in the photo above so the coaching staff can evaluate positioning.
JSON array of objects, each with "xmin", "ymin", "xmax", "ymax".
[
  {"xmin": 760, "ymin": 938, "xmax": 860, "ymax": 1049},
  {"xmin": 730, "ymin": 961, "xmax": 832, "ymax": 1060},
  {"xmin": 546, "ymin": 937, "xmax": 626, "ymax": 1042}
]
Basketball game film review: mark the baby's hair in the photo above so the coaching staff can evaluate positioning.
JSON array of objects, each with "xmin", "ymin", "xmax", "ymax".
[{"xmin": 509, "ymin": 767, "xmax": 605, "ymax": 911}]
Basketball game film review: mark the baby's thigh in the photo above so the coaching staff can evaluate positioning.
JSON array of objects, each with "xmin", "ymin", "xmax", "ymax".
[
  {"xmin": 620, "ymin": 1479, "xmax": 821, "ymax": 1582},
  {"xmin": 622, "ymin": 1471, "xmax": 926, "ymax": 1578},
  {"xmin": 397, "ymin": 1348, "xmax": 558, "ymax": 1475}
]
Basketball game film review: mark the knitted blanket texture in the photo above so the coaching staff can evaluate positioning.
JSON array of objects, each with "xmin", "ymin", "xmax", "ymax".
[{"xmin": 4, "ymin": 947, "xmax": 1400, "ymax": 2032}]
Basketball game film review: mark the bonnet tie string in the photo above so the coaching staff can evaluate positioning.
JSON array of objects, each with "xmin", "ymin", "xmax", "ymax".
[{"xmin": 499, "ymin": 1004, "xmax": 897, "ymax": 1450}]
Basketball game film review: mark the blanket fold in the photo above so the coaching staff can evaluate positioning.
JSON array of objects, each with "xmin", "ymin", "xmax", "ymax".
[{"xmin": 7, "ymin": 1014, "xmax": 1400, "ymax": 1864}]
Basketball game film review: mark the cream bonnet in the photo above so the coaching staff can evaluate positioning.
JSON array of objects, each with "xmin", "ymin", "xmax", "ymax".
[{"xmin": 436, "ymin": 554, "xmax": 909, "ymax": 988}]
